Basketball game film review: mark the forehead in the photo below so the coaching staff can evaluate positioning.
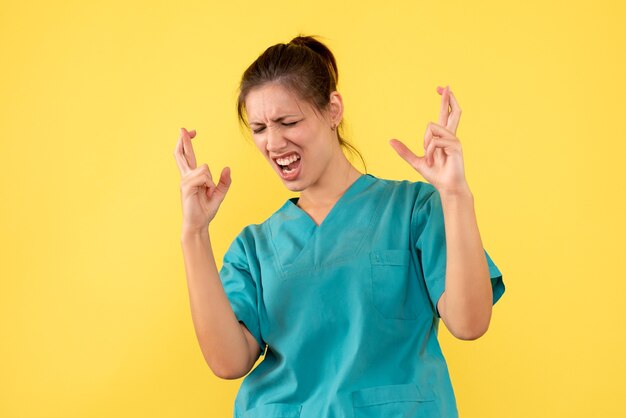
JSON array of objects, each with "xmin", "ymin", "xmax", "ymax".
[{"xmin": 245, "ymin": 83, "xmax": 312, "ymax": 123}]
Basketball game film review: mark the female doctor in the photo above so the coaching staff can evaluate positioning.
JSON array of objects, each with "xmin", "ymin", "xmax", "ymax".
[{"xmin": 174, "ymin": 35, "xmax": 505, "ymax": 418}]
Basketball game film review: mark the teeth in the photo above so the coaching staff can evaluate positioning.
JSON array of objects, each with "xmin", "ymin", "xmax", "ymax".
[{"xmin": 276, "ymin": 153, "xmax": 300, "ymax": 166}]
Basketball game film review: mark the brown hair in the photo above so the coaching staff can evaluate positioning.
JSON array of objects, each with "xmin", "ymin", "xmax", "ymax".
[{"xmin": 236, "ymin": 34, "xmax": 366, "ymax": 172}]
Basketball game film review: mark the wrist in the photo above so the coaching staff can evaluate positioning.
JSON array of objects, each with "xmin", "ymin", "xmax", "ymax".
[
  {"xmin": 438, "ymin": 182, "xmax": 473, "ymax": 200},
  {"xmin": 439, "ymin": 186, "xmax": 474, "ymax": 205},
  {"xmin": 181, "ymin": 227, "xmax": 209, "ymax": 242}
]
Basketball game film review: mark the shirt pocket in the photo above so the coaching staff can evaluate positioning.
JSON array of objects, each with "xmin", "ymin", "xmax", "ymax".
[
  {"xmin": 352, "ymin": 383, "xmax": 438, "ymax": 418},
  {"xmin": 243, "ymin": 402, "xmax": 302, "ymax": 418},
  {"xmin": 370, "ymin": 249, "xmax": 419, "ymax": 320}
]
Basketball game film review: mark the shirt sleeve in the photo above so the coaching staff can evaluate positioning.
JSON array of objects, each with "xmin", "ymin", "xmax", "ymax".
[
  {"xmin": 219, "ymin": 229, "xmax": 266, "ymax": 355},
  {"xmin": 412, "ymin": 183, "xmax": 506, "ymax": 318}
]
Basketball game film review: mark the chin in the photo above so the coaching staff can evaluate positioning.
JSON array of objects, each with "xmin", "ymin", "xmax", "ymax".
[
  {"xmin": 281, "ymin": 179, "xmax": 307, "ymax": 192},
  {"xmin": 272, "ymin": 160, "xmax": 309, "ymax": 192}
]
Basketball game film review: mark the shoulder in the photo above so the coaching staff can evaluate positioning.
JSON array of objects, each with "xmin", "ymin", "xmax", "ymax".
[
  {"xmin": 227, "ymin": 200, "xmax": 291, "ymax": 250},
  {"xmin": 366, "ymin": 173, "xmax": 437, "ymax": 205},
  {"xmin": 230, "ymin": 221, "xmax": 268, "ymax": 250},
  {"xmin": 364, "ymin": 175, "xmax": 443, "ymax": 234}
]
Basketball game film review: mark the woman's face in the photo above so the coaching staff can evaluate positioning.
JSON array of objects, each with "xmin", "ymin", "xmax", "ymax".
[{"xmin": 245, "ymin": 82, "xmax": 341, "ymax": 192}]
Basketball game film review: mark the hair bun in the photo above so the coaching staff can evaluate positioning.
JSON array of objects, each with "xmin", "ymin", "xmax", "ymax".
[
  {"xmin": 289, "ymin": 36, "xmax": 309, "ymax": 47},
  {"xmin": 289, "ymin": 35, "xmax": 338, "ymax": 85}
]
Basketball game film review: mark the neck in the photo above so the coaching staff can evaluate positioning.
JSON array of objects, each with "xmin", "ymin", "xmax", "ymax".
[{"xmin": 298, "ymin": 150, "xmax": 362, "ymax": 210}]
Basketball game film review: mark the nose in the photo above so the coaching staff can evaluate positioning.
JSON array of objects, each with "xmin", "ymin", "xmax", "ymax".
[{"xmin": 265, "ymin": 126, "xmax": 288, "ymax": 153}]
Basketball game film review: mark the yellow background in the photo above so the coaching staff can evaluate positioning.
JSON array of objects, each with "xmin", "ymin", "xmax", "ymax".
[{"xmin": 1, "ymin": 0, "xmax": 625, "ymax": 417}]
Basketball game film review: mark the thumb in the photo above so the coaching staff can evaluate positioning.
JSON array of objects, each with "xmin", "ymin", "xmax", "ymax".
[
  {"xmin": 215, "ymin": 166, "xmax": 232, "ymax": 199},
  {"xmin": 389, "ymin": 139, "xmax": 426, "ymax": 174}
]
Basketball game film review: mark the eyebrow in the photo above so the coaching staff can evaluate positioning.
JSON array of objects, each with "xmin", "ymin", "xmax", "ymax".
[{"xmin": 249, "ymin": 114, "xmax": 299, "ymax": 126}]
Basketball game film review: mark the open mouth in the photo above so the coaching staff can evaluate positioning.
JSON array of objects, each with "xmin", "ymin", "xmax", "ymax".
[{"xmin": 274, "ymin": 153, "xmax": 301, "ymax": 175}]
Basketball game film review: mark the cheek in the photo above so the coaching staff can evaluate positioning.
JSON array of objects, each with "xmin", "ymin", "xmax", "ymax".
[
  {"xmin": 294, "ymin": 126, "xmax": 320, "ymax": 148},
  {"xmin": 252, "ymin": 137, "xmax": 266, "ymax": 153}
]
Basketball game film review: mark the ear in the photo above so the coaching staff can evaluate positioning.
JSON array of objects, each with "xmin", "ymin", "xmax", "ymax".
[{"xmin": 328, "ymin": 91, "xmax": 344, "ymax": 127}]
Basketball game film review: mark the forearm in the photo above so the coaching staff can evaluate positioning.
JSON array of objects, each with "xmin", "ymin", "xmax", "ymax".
[
  {"xmin": 439, "ymin": 187, "xmax": 492, "ymax": 340},
  {"xmin": 180, "ymin": 228, "xmax": 252, "ymax": 378}
]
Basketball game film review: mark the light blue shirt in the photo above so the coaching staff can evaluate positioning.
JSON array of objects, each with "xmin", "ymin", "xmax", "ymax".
[{"xmin": 219, "ymin": 173, "xmax": 505, "ymax": 418}]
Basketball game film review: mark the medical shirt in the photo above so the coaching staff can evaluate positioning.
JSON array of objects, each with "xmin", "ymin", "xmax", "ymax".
[{"xmin": 219, "ymin": 173, "xmax": 505, "ymax": 418}]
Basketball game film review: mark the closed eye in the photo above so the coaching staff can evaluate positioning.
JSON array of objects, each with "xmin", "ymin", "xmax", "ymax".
[{"xmin": 252, "ymin": 121, "xmax": 299, "ymax": 134}]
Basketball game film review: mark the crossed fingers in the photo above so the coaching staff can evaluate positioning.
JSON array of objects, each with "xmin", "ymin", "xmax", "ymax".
[
  {"xmin": 425, "ymin": 85, "xmax": 462, "ymax": 160},
  {"xmin": 174, "ymin": 127, "xmax": 198, "ymax": 175}
]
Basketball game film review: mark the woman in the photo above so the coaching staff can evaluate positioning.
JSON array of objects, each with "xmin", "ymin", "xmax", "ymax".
[{"xmin": 174, "ymin": 35, "xmax": 505, "ymax": 418}]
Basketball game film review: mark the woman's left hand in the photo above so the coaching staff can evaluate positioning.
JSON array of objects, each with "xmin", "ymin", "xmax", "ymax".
[{"xmin": 390, "ymin": 85, "xmax": 470, "ymax": 195}]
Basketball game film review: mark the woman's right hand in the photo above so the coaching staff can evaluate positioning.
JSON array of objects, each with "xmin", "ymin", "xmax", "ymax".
[{"xmin": 173, "ymin": 127, "xmax": 232, "ymax": 233}]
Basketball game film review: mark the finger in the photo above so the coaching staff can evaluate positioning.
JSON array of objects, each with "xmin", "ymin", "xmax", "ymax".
[
  {"xmin": 182, "ymin": 164, "xmax": 213, "ymax": 188},
  {"xmin": 426, "ymin": 140, "xmax": 435, "ymax": 166},
  {"xmin": 181, "ymin": 170, "xmax": 216, "ymax": 197},
  {"xmin": 446, "ymin": 89, "xmax": 462, "ymax": 135},
  {"xmin": 182, "ymin": 166, "xmax": 210, "ymax": 185},
  {"xmin": 426, "ymin": 136, "xmax": 460, "ymax": 165},
  {"xmin": 181, "ymin": 127, "xmax": 198, "ymax": 169},
  {"xmin": 174, "ymin": 135, "xmax": 191, "ymax": 175},
  {"xmin": 389, "ymin": 139, "xmax": 426, "ymax": 172},
  {"xmin": 427, "ymin": 122, "xmax": 457, "ymax": 139},
  {"xmin": 438, "ymin": 85, "xmax": 450, "ymax": 128},
  {"xmin": 190, "ymin": 164, "xmax": 213, "ymax": 186},
  {"xmin": 197, "ymin": 171, "xmax": 215, "ymax": 189},
  {"xmin": 426, "ymin": 139, "xmax": 440, "ymax": 166},
  {"xmin": 433, "ymin": 145, "xmax": 445, "ymax": 166},
  {"xmin": 215, "ymin": 167, "xmax": 232, "ymax": 199},
  {"xmin": 424, "ymin": 121, "xmax": 455, "ymax": 155},
  {"xmin": 201, "ymin": 163, "xmax": 213, "ymax": 179},
  {"xmin": 428, "ymin": 135, "xmax": 459, "ymax": 150},
  {"xmin": 219, "ymin": 166, "xmax": 232, "ymax": 188},
  {"xmin": 204, "ymin": 172, "xmax": 216, "ymax": 191},
  {"xmin": 424, "ymin": 123, "xmax": 433, "ymax": 156},
  {"xmin": 201, "ymin": 172, "xmax": 217, "ymax": 193},
  {"xmin": 181, "ymin": 127, "xmax": 198, "ymax": 170}
]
